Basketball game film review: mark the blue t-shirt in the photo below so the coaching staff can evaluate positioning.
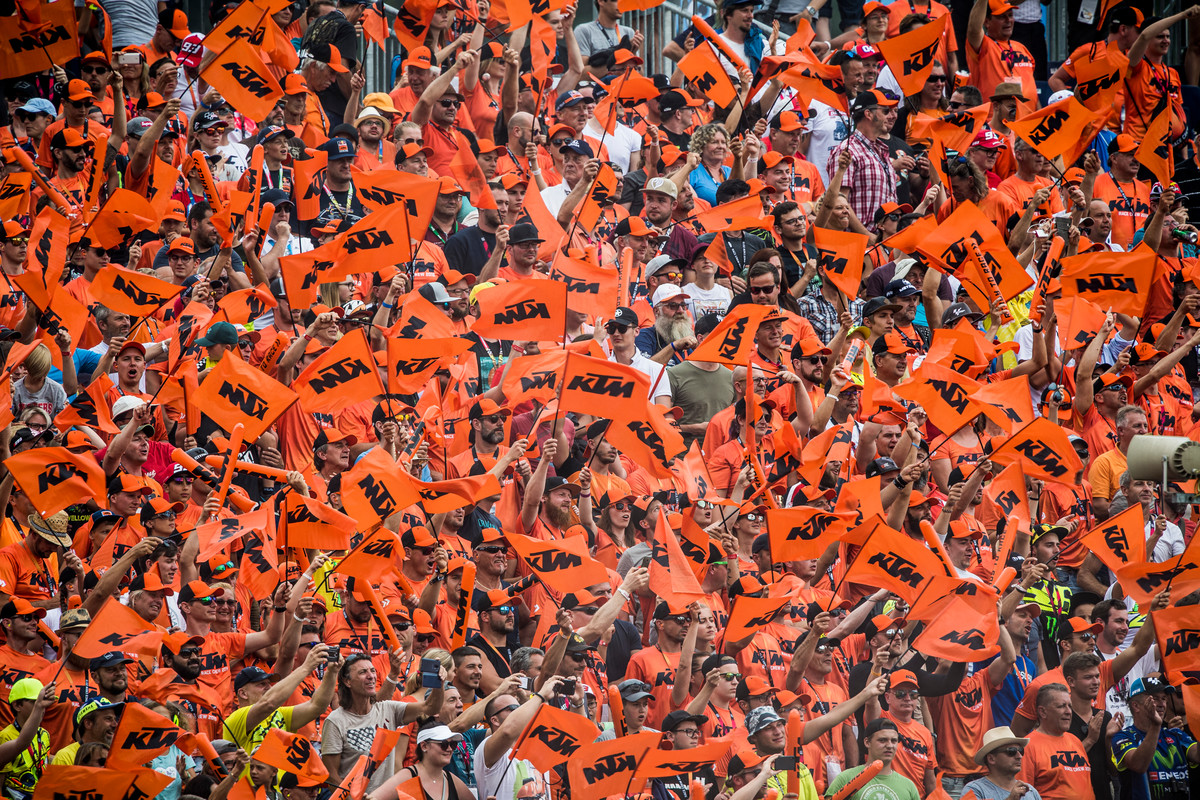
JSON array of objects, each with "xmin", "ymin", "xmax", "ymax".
[
  {"xmin": 1112, "ymin": 724, "xmax": 1196, "ymax": 800},
  {"xmin": 689, "ymin": 166, "xmax": 729, "ymax": 206},
  {"xmin": 978, "ymin": 654, "xmax": 1035, "ymax": 728}
]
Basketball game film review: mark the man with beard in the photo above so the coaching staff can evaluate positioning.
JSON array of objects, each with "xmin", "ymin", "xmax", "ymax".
[
  {"xmin": 46, "ymin": 128, "xmax": 90, "ymax": 217},
  {"xmin": 497, "ymin": 112, "xmax": 557, "ymax": 177},
  {"xmin": 427, "ymin": 178, "xmax": 465, "ymax": 249},
  {"xmin": 582, "ymin": 421, "xmax": 633, "ymax": 506},
  {"xmin": 449, "ymin": 400, "xmax": 511, "ymax": 479},
  {"xmin": 985, "ymin": 83, "xmax": 1025, "ymax": 180},
  {"xmin": 88, "ymin": 652, "xmax": 134, "ymax": 704},
  {"xmin": 884, "ymin": 280, "xmax": 929, "ymax": 352},
  {"xmin": 635, "ymin": 284, "xmax": 695, "ymax": 366},
  {"xmin": 467, "ymin": 591, "xmax": 517, "ymax": 690},
  {"xmin": 638, "ymin": 176, "xmax": 696, "ymax": 261},
  {"xmin": 626, "ymin": 603, "xmax": 697, "ymax": 730},
  {"xmin": 311, "ymin": 137, "xmax": 365, "ymax": 235},
  {"xmin": 310, "ymin": 428, "xmax": 355, "ymax": 503},
  {"xmin": 325, "ymin": 579, "xmax": 394, "ymax": 683},
  {"xmin": 445, "ymin": 184, "xmax": 509, "ymax": 277},
  {"xmin": 158, "ymin": 631, "xmax": 223, "ymax": 740},
  {"xmin": 490, "ymin": 224, "xmax": 545, "ymax": 282},
  {"xmin": 520, "ymin": 442, "xmax": 581, "ymax": 541},
  {"xmin": 439, "ymin": 270, "xmax": 477, "ymax": 334}
]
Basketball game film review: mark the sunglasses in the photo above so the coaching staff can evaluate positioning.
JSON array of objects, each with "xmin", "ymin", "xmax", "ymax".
[
  {"xmin": 496, "ymin": 704, "xmax": 520, "ymax": 715},
  {"xmin": 815, "ymin": 644, "xmax": 835, "ymax": 654},
  {"xmin": 890, "ymin": 689, "xmax": 919, "ymax": 700},
  {"xmin": 611, "ymin": 501, "xmax": 632, "ymax": 510},
  {"xmin": 807, "ymin": 355, "xmax": 829, "ymax": 365},
  {"xmin": 661, "ymin": 301, "xmax": 687, "ymax": 312},
  {"xmin": 696, "ymin": 500, "xmax": 714, "ymax": 509},
  {"xmin": 491, "ymin": 605, "xmax": 515, "ymax": 615},
  {"xmin": 151, "ymin": 511, "xmax": 176, "ymax": 521},
  {"xmin": 5, "ymin": 237, "xmax": 28, "ymax": 246},
  {"xmin": 416, "ymin": 634, "xmax": 436, "ymax": 642},
  {"xmin": 430, "ymin": 740, "xmax": 457, "ymax": 751},
  {"xmin": 480, "ymin": 414, "xmax": 505, "ymax": 424},
  {"xmin": 212, "ymin": 598, "xmax": 236, "ymax": 607},
  {"xmin": 393, "ymin": 622, "xmax": 412, "ymax": 632},
  {"xmin": 749, "ymin": 284, "xmax": 777, "ymax": 294},
  {"xmin": 168, "ymin": 476, "xmax": 195, "ymax": 484},
  {"xmin": 67, "ymin": 99, "xmax": 90, "ymax": 107},
  {"xmin": 743, "ymin": 513, "xmax": 763, "ymax": 523},
  {"xmin": 81, "ymin": 65, "xmax": 110, "ymax": 74},
  {"xmin": 719, "ymin": 672, "xmax": 740, "ymax": 680},
  {"xmin": 1077, "ymin": 632, "xmax": 1096, "ymax": 642},
  {"xmin": 412, "ymin": 546, "xmax": 437, "ymax": 556},
  {"xmin": 178, "ymin": 647, "xmax": 202, "ymax": 657},
  {"xmin": 476, "ymin": 544, "xmax": 506, "ymax": 554},
  {"xmin": 577, "ymin": 606, "xmax": 599, "ymax": 615},
  {"xmin": 438, "ymin": 99, "xmax": 461, "ymax": 108},
  {"xmin": 13, "ymin": 613, "xmax": 37, "ymax": 622},
  {"xmin": 926, "ymin": 75, "xmax": 947, "ymax": 83},
  {"xmin": 999, "ymin": 747, "xmax": 1024, "ymax": 756},
  {"xmin": 666, "ymin": 614, "xmax": 690, "ymax": 624},
  {"xmin": 660, "ymin": 271, "xmax": 683, "ymax": 281},
  {"xmin": 550, "ymin": 137, "xmax": 571, "ymax": 146},
  {"xmin": 947, "ymin": 100, "xmax": 966, "ymax": 109},
  {"xmin": 238, "ymin": 340, "xmax": 254, "ymax": 349},
  {"xmin": 605, "ymin": 323, "xmax": 630, "ymax": 334}
]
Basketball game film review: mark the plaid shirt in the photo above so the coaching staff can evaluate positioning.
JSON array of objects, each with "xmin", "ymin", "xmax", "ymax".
[
  {"xmin": 828, "ymin": 130, "xmax": 897, "ymax": 232},
  {"xmin": 796, "ymin": 285, "xmax": 865, "ymax": 344}
]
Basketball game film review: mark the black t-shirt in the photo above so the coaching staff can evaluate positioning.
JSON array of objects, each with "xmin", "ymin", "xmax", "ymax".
[
  {"xmin": 1069, "ymin": 708, "xmax": 1114, "ymax": 800},
  {"xmin": 301, "ymin": 11, "xmax": 357, "ymax": 127},
  {"xmin": 444, "ymin": 225, "xmax": 501, "ymax": 276}
]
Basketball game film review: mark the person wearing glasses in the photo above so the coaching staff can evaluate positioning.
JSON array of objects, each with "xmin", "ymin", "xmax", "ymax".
[
  {"xmin": 139, "ymin": 497, "xmax": 182, "ymax": 544},
  {"xmin": 375, "ymin": 724, "xmax": 475, "ymax": 800},
  {"xmin": 863, "ymin": 671, "xmax": 936, "ymax": 796},
  {"xmin": 37, "ymin": 79, "xmax": 104, "ymax": 173},
  {"xmin": 626, "ymin": 602, "xmax": 700, "ymax": 730},
  {"xmin": 466, "ymin": 590, "xmax": 520, "ymax": 692},
  {"xmin": 962, "ymin": 727, "xmax": 1039, "ymax": 800},
  {"xmin": 653, "ymin": 711, "xmax": 715, "ymax": 800},
  {"xmin": 156, "ymin": 630, "xmax": 223, "ymax": 739},
  {"xmin": 602, "ymin": 307, "xmax": 673, "ymax": 405},
  {"xmin": 411, "ymin": 49, "xmax": 480, "ymax": 177},
  {"xmin": 635, "ymin": 284, "xmax": 695, "ymax": 367}
]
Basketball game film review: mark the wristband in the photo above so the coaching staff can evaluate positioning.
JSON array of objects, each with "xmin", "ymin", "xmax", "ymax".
[
  {"xmin": 274, "ymin": 606, "xmax": 287, "ymax": 613},
  {"xmin": 892, "ymin": 477, "xmax": 909, "ymax": 489},
  {"xmin": 303, "ymin": 334, "xmax": 313, "ymax": 341},
  {"xmin": 531, "ymin": 169, "xmax": 542, "ymax": 176},
  {"xmin": 293, "ymin": 612, "xmax": 306, "ymax": 623},
  {"xmin": 580, "ymin": 491, "xmax": 591, "ymax": 497},
  {"xmin": 384, "ymin": 675, "xmax": 399, "ymax": 685},
  {"xmin": 618, "ymin": 588, "xmax": 632, "ymax": 601},
  {"xmin": 382, "ymin": 301, "xmax": 394, "ymax": 309}
]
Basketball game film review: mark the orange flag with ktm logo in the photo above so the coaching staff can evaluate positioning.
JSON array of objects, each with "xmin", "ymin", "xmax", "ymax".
[
  {"xmin": 214, "ymin": 287, "xmax": 276, "ymax": 326},
  {"xmin": 502, "ymin": 350, "xmax": 568, "ymax": 406},
  {"xmin": 548, "ymin": 253, "xmax": 620, "ymax": 318},
  {"xmin": 334, "ymin": 527, "xmax": 402, "ymax": 584},
  {"xmin": 471, "ymin": 280, "xmax": 569, "ymax": 342},
  {"xmin": 878, "ymin": 14, "xmax": 948, "ymax": 96},
  {"xmin": 411, "ymin": 473, "xmax": 501, "ymax": 514},
  {"xmin": 568, "ymin": 733, "xmax": 658, "ymax": 800},
  {"xmin": 384, "ymin": 337, "xmax": 473, "ymax": 394},
  {"xmin": 766, "ymin": 506, "xmax": 853, "ymax": 562},
  {"xmin": 91, "ymin": 265, "xmax": 184, "ymax": 317},
  {"xmin": 845, "ymin": 520, "xmax": 948, "ymax": 605},
  {"xmin": 388, "ymin": 291, "xmax": 460, "ymax": 339},
  {"xmin": 724, "ymin": 593, "xmax": 794, "ymax": 642},
  {"xmin": 686, "ymin": 304, "xmax": 773, "ymax": 366},
  {"xmin": 678, "ymin": 43, "xmax": 738, "ymax": 109},
  {"xmin": 912, "ymin": 592, "xmax": 1001, "ymax": 661},
  {"xmin": 560, "ymin": 353, "xmax": 652, "ymax": 421},
  {"xmin": 893, "ymin": 362, "xmax": 983, "ymax": 435},
  {"xmin": 508, "ymin": 533, "xmax": 609, "ymax": 593},
  {"xmin": 1137, "ymin": 103, "xmax": 1174, "ymax": 186},
  {"xmin": 253, "ymin": 729, "xmax": 329, "ymax": 785},
  {"xmin": 192, "ymin": 352, "xmax": 297, "ymax": 442},
  {"xmin": 340, "ymin": 446, "xmax": 422, "ymax": 526},
  {"xmin": 55, "ymin": 375, "xmax": 119, "ymax": 436},
  {"xmin": 691, "ymin": 196, "xmax": 765, "ymax": 233},
  {"xmin": 605, "ymin": 404, "xmax": 686, "ymax": 478},
  {"xmin": 1153, "ymin": 603, "xmax": 1200, "ymax": 683},
  {"xmin": 200, "ymin": 38, "xmax": 283, "ymax": 122},
  {"xmin": 812, "ymin": 227, "xmax": 867, "ymax": 300},
  {"xmin": 649, "ymin": 509, "xmax": 706, "ymax": 607},
  {"xmin": 5, "ymin": 446, "xmax": 106, "ymax": 517},
  {"xmin": 72, "ymin": 597, "xmax": 163, "ymax": 658},
  {"xmin": 106, "ymin": 703, "xmax": 186, "ymax": 771},
  {"xmin": 1058, "ymin": 246, "xmax": 1155, "ymax": 319},
  {"xmin": 511, "ymin": 703, "xmax": 601, "ymax": 772},
  {"xmin": 1077, "ymin": 505, "xmax": 1146, "ymax": 574},
  {"xmin": 988, "ymin": 417, "xmax": 1084, "ymax": 484},
  {"xmin": 281, "ymin": 493, "xmax": 355, "ymax": 550},
  {"xmin": 1008, "ymin": 96, "xmax": 1102, "ymax": 162},
  {"xmin": 777, "ymin": 60, "xmax": 848, "ymax": 112},
  {"xmin": 294, "ymin": 329, "xmax": 384, "ymax": 414}
]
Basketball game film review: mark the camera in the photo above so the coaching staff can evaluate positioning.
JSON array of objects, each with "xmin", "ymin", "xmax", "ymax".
[{"xmin": 559, "ymin": 678, "xmax": 577, "ymax": 695}]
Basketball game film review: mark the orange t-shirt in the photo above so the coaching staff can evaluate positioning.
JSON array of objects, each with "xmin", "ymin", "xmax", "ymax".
[
  {"xmin": 881, "ymin": 712, "xmax": 937, "ymax": 790},
  {"xmin": 0, "ymin": 541, "xmax": 57, "ymax": 601},
  {"xmin": 928, "ymin": 669, "xmax": 997, "ymax": 778},
  {"xmin": 1014, "ymin": 660, "xmax": 1114, "ymax": 723},
  {"xmin": 967, "ymin": 37, "xmax": 1036, "ymax": 103},
  {"xmin": 799, "ymin": 679, "xmax": 849, "ymax": 794},
  {"xmin": 1124, "ymin": 59, "xmax": 1185, "ymax": 142},
  {"xmin": 389, "ymin": 85, "xmax": 420, "ymax": 119},
  {"xmin": 198, "ymin": 630, "xmax": 247, "ymax": 715},
  {"xmin": 625, "ymin": 646, "xmax": 684, "ymax": 730},
  {"xmin": 1019, "ymin": 729, "xmax": 1096, "ymax": 800},
  {"xmin": 354, "ymin": 140, "xmax": 399, "ymax": 173},
  {"xmin": 1092, "ymin": 173, "xmax": 1151, "ymax": 250},
  {"xmin": 466, "ymin": 85, "xmax": 500, "ymax": 142},
  {"xmin": 995, "ymin": 174, "xmax": 1065, "ymax": 217}
]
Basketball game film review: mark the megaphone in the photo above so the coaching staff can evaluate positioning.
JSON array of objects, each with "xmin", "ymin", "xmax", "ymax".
[{"xmin": 1126, "ymin": 435, "xmax": 1200, "ymax": 483}]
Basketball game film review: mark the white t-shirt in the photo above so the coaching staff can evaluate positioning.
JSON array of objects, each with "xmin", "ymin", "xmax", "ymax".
[
  {"xmin": 474, "ymin": 737, "xmax": 550, "ymax": 800},
  {"xmin": 683, "ymin": 282, "xmax": 732, "ymax": 318},
  {"xmin": 583, "ymin": 118, "xmax": 642, "ymax": 174},
  {"xmin": 610, "ymin": 350, "xmax": 673, "ymax": 403},
  {"xmin": 540, "ymin": 182, "xmax": 572, "ymax": 217},
  {"xmin": 806, "ymin": 100, "xmax": 852, "ymax": 185}
]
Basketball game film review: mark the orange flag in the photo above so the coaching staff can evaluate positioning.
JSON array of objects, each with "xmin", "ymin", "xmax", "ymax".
[
  {"xmin": 200, "ymin": 38, "xmax": 283, "ymax": 122},
  {"xmin": 777, "ymin": 60, "xmax": 848, "ymax": 112},
  {"xmin": 54, "ymin": 376, "xmax": 119, "ymax": 435},
  {"xmin": 253, "ymin": 729, "xmax": 329, "ymax": 785},
  {"xmin": 293, "ymin": 329, "xmax": 384, "ymax": 414},
  {"xmin": 383, "ymin": 337, "xmax": 472, "ymax": 395},
  {"xmin": 812, "ymin": 227, "xmax": 867, "ymax": 300},
  {"xmin": 979, "ymin": 461, "xmax": 1030, "ymax": 536},
  {"xmin": 519, "ymin": 185, "xmax": 569, "ymax": 262},
  {"xmin": 692, "ymin": 196, "xmax": 768, "ymax": 232},
  {"xmin": 449, "ymin": 147, "xmax": 497, "ymax": 210},
  {"xmin": 845, "ymin": 521, "xmax": 948, "ymax": 604},
  {"xmin": 1058, "ymin": 246, "xmax": 1155, "ymax": 319},
  {"xmin": 508, "ymin": 533, "xmax": 609, "ymax": 593},
  {"xmin": 192, "ymin": 352, "xmax": 298, "ymax": 442},
  {"xmin": 912, "ymin": 593, "xmax": 1001, "ymax": 661},
  {"xmin": 1153, "ymin": 603, "xmax": 1200, "ymax": 683},
  {"xmin": 5, "ymin": 447, "xmax": 107, "ymax": 517},
  {"xmin": 1008, "ymin": 97, "xmax": 1102, "ymax": 162},
  {"xmin": 471, "ymin": 280, "xmax": 569, "ymax": 341},
  {"xmin": 73, "ymin": 597, "xmax": 162, "ymax": 658},
  {"xmin": 334, "ymin": 527, "xmax": 402, "ymax": 584},
  {"xmin": 389, "ymin": 291, "xmax": 462, "ymax": 339},
  {"xmin": 970, "ymin": 374, "xmax": 1035, "ymax": 431},
  {"xmin": 560, "ymin": 353, "xmax": 652, "ymax": 421},
  {"xmin": 0, "ymin": 173, "xmax": 32, "ymax": 220},
  {"xmin": 893, "ymin": 362, "xmax": 983, "ymax": 435},
  {"xmin": 0, "ymin": 1, "xmax": 78, "ymax": 77},
  {"xmin": 32, "ymin": 766, "xmax": 170, "ymax": 800},
  {"xmin": 1072, "ymin": 49, "xmax": 1122, "ymax": 112},
  {"xmin": 196, "ymin": 507, "xmax": 273, "ymax": 562},
  {"xmin": 670, "ymin": 442, "xmax": 722, "ymax": 503},
  {"xmin": 1116, "ymin": 541, "xmax": 1200, "ymax": 606},
  {"xmin": 1136, "ymin": 104, "xmax": 1174, "ymax": 186},
  {"xmin": 1077, "ymin": 505, "xmax": 1146, "ymax": 574},
  {"xmin": 575, "ymin": 164, "xmax": 619, "ymax": 231},
  {"xmin": 1055, "ymin": 295, "xmax": 1107, "ymax": 351},
  {"xmin": 988, "ymin": 418, "xmax": 1084, "ymax": 484},
  {"xmin": 85, "ymin": 190, "xmax": 157, "ymax": 249},
  {"xmin": 605, "ymin": 404, "xmax": 686, "ymax": 478},
  {"xmin": 355, "ymin": 168, "xmax": 439, "ymax": 213},
  {"xmin": 702, "ymin": 235, "xmax": 735, "ymax": 277},
  {"xmin": 393, "ymin": 0, "xmax": 436, "ymax": 48},
  {"xmin": 529, "ymin": 16, "xmax": 558, "ymax": 102},
  {"xmin": 766, "ymin": 506, "xmax": 853, "ymax": 562},
  {"xmin": 917, "ymin": 201, "xmax": 1032, "ymax": 302},
  {"xmin": 411, "ymin": 473, "xmax": 501, "ymax": 514},
  {"xmin": 502, "ymin": 350, "xmax": 568, "ymax": 406},
  {"xmin": 686, "ymin": 304, "xmax": 773, "ymax": 366},
  {"xmin": 548, "ymin": 253, "xmax": 620, "ymax": 318},
  {"xmin": 106, "ymin": 703, "xmax": 186, "ymax": 771},
  {"xmin": 322, "ymin": 203, "xmax": 439, "ymax": 281},
  {"xmin": 878, "ymin": 14, "xmax": 948, "ymax": 96},
  {"xmin": 292, "ymin": 150, "xmax": 328, "ymax": 222},
  {"xmin": 91, "ymin": 265, "xmax": 184, "ymax": 317},
  {"xmin": 511, "ymin": 703, "xmax": 601, "ymax": 772},
  {"xmin": 340, "ymin": 446, "xmax": 421, "ymax": 526},
  {"xmin": 281, "ymin": 493, "xmax": 356, "ymax": 550},
  {"xmin": 724, "ymin": 593, "xmax": 794, "ymax": 642},
  {"xmin": 638, "ymin": 741, "xmax": 732, "ymax": 777},
  {"xmin": 910, "ymin": 103, "xmax": 992, "ymax": 153},
  {"xmin": 568, "ymin": 733, "xmax": 658, "ymax": 800},
  {"xmin": 649, "ymin": 509, "xmax": 706, "ymax": 607},
  {"xmin": 214, "ymin": 287, "xmax": 276, "ymax": 326}
]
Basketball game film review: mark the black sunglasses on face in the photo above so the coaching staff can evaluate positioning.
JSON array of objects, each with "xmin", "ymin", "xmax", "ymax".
[
  {"xmin": 807, "ymin": 356, "xmax": 828, "ymax": 365},
  {"xmin": 750, "ymin": 284, "xmax": 776, "ymax": 294}
]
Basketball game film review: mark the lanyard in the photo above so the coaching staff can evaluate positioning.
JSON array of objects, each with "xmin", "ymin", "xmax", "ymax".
[{"xmin": 323, "ymin": 181, "xmax": 354, "ymax": 217}]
